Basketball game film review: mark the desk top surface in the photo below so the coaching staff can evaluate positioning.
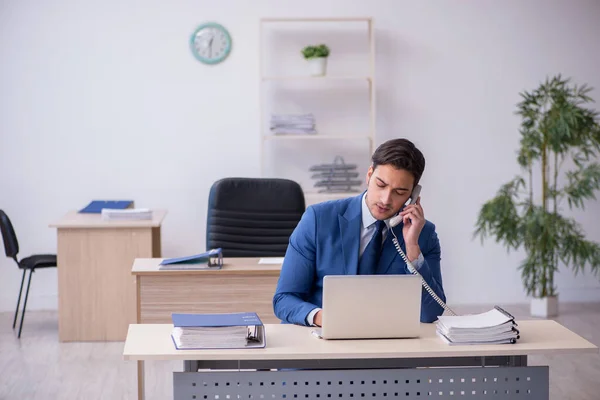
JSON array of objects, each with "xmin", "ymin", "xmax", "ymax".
[
  {"xmin": 49, "ymin": 209, "xmax": 167, "ymax": 228},
  {"xmin": 123, "ymin": 320, "xmax": 598, "ymax": 361},
  {"xmin": 131, "ymin": 257, "xmax": 282, "ymax": 275}
]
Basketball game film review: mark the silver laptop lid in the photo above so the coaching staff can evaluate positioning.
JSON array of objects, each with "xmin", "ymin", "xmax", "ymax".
[{"xmin": 320, "ymin": 275, "xmax": 422, "ymax": 340}]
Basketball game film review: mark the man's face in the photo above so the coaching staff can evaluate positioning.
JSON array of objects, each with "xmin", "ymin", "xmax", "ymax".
[{"xmin": 365, "ymin": 164, "xmax": 415, "ymax": 220}]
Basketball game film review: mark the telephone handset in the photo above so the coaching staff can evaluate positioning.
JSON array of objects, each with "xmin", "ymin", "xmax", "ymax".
[
  {"xmin": 388, "ymin": 184, "xmax": 457, "ymax": 316},
  {"xmin": 389, "ymin": 184, "xmax": 422, "ymax": 228}
]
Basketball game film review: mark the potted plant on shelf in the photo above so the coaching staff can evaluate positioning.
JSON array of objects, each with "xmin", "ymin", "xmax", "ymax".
[
  {"xmin": 301, "ymin": 44, "xmax": 330, "ymax": 76},
  {"xmin": 473, "ymin": 74, "xmax": 600, "ymax": 318}
]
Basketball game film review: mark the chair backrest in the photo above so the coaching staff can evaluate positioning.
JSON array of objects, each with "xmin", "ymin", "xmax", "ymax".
[
  {"xmin": 0, "ymin": 210, "xmax": 19, "ymax": 258},
  {"xmin": 206, "ymin": 178, "xmax": 306, "ymax": 257}
]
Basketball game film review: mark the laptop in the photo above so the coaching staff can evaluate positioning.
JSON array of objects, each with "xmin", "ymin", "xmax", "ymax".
[{"xmin": 313, "ymin": 275, "xmax": 422, "ymax": 340}]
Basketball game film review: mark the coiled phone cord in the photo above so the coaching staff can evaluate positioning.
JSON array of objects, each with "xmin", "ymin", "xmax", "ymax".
[{"xmin": 391, "ymin": 229, "xmax": 457, "ymax": 316}]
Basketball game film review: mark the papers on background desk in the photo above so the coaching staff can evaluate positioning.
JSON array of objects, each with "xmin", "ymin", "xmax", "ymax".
[
  {"xmin": 436, "ymin": 307, "xmax": 520, "ymax": 345},
  {"xmin": 101, "ymin": 208, "xmax": 152, "ymax": 221},
  {"xmin": 258, "ymin": 257, "xmax": 285, "ymax": 265}
]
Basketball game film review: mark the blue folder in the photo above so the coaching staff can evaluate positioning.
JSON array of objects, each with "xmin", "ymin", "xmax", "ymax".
[
  {"xmin": 172, "ymin": 312, "xmax": 263, "ymax": 328},
  {"xmin": 159, "ymin": 248, "xmax": 223, "ymax": 266},
  {"xmin": 79, "ymin": 200, "xmax": 133, "ymax": 213}
]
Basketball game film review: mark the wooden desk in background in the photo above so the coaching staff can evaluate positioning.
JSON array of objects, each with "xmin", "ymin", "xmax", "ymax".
[
  {"xmin": 131, "ymin": 258, "xmax": 282, "ymax": 325},
  {"xmin": 49, "ymin": 209, "xmax": 167, "ymax": 342}
]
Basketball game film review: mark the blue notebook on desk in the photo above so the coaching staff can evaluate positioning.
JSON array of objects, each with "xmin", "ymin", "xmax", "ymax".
[
  {"xmin": 172, "ymin": 312, "xmax": 263, "ymax": 328},
  {"xmin": 171, "ymin": 312, "xmax": 266, "ymax": 349},
  {"xmin": 79, "ymin": 200, "xmax": 133, "ymax": 213},
  {"xmin": 159, "ymin": 248, "xmax": 223, "ymax": 270}
]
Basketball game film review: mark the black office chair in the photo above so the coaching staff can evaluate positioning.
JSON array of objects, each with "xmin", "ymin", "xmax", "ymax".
[
  {"xmin": 0, "ymin": 210, "xmax": 57, "ymax": 338},
  {"xmin": 206, "ymin": 178, "xmax": 306, "ymax": 257}
]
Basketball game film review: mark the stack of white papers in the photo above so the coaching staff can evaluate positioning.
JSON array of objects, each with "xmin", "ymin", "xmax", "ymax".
[
  {"xmin": 172, "ymin": 326, "xmax": 252, "ymax": 349},
  {"xmin": 171, "ymin": 312, "xmax": 266, "ymax": 350},
  {"xmin": 436, "ymin": 307, "xmax": 519, "ymax": 345},
  {"xmin": 101, "ymin": 208, "xmax": 152, "ymax": 221}
]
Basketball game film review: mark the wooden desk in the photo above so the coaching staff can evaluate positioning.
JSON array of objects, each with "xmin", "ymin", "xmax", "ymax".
[
  {"xmin": 132, "ymin": 258, "xmax": 282, "ymax": 325},
  {"xmin": 49, "ymin": 209, "xmax": 167, "ymax": 342},
  {"xmin": 124, "ymin": 321, "xmax": 598, "ymax": 400}
]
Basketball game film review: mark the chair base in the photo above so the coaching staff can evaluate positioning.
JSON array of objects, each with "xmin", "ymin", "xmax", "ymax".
[
  {"xmin": 13, "ymin": 269, "xmax": 34, "ymax": 338},
  {"xmin": 13, "ymin": 269, "xmax": 26, "ymax": 329}
]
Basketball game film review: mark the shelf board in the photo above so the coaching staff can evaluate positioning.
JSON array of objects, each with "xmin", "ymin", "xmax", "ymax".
[
  {"xmin": 261, "ymin": 17, "xmax": 372, "ymax": 23},
  {"xmin": 263, "ymin": 134, "xmax": 372, "ymax": 141},
  {"xmin": 262, "ymin": 76, "xmax": 371, "ymax": 82},
  {"xmin": 303, "ymin": 191, "xmax": 363, "ymax": 203}
]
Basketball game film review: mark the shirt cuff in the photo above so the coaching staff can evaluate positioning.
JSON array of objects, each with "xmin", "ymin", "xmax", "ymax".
[
  {"xmin": 411, "ymin": 252, "xmax": 425, "ymax": 270},
  {"xmin": 306, "ymin": 307, "xmax": 322, "ymax": 326}
]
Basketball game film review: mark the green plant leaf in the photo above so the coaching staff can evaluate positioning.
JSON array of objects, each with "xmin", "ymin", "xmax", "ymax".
[
  {"xmin": 301, "ymin": 44, "xmax": 330, "ymax": 59},
  {"xmin": 561, "ymin": 163, "xmax": 600, "ymax": 209}
]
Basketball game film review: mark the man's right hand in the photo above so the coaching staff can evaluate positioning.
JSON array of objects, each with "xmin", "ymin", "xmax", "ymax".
[{"xmin": 314, "ymin": 310, "xmax": 323, "ymax": 327}]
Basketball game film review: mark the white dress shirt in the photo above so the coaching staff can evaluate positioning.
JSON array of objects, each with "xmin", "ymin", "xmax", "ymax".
[{"xmin": 306, "ymin": 193, "xmax": 424, "ymax": 325}]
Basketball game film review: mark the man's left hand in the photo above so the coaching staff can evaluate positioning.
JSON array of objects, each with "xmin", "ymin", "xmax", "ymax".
[{"xmin": 399, "ymin": 197, "xmax": 425, "ymax": 260}]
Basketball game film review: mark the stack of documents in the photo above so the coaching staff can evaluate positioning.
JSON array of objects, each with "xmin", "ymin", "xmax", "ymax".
[
  {"xmin": 270, "ymin": 113, "xmax": 316, "ymax": 134},
  {"xmin": 436, "ymin": 307, "xmax": 520, "ymax": 345},
  {"xmin": 171, "ymin": 312, "xmax": 266, "ymax": 350},
  {"xmin": 100, "ymin": 208, "xmax": 152, "ymax": 221}
]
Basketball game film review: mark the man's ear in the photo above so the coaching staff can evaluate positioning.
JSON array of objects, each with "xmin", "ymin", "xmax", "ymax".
[{"xmin": 366, "ymin": 165, "xmax": 374, "ymax": 185}]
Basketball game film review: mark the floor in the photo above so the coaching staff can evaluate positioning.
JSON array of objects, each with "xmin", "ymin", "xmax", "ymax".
[{"xmin": 0, "ymin": 303, "xmax": 598, "ymax": 400}]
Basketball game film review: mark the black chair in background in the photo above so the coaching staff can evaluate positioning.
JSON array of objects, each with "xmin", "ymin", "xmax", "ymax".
[
  {"xmin": 0, "ymin": 210, "xmax": 57, "ymax": 338},
  {"xmin": 206, "ymin": 178, "xmax": 306, "ymax": 257}
]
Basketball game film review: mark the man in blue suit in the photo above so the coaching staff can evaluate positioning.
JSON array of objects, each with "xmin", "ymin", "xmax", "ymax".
[{"xmin": 273, "ymin": 138, "xmax": 446, "ymax": 326}]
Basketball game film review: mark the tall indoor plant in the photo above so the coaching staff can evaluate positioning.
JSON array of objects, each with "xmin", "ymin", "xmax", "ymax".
[{"xmin": 474, "ymin": 75, "xmax": 600, "ymax": 317}]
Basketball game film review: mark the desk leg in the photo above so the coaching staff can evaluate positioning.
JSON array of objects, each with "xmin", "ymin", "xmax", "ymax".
[
  {"xmin": 184, "ymin": 360, "xmax": 200, "ymax": 372},
  {"xmin": 137, "ymin": 360, "xmax": 145, "ymax": 400},
  {"xmin": 509, "ymin": 355, "xmax": 528, "ymax": 367}
]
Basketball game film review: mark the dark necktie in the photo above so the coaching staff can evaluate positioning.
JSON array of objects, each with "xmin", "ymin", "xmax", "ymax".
[{"xmin": 357, "ymin": 220, "xmax": 385, "ymax": 275}]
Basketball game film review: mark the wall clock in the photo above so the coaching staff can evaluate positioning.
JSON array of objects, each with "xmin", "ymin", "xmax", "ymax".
[{"xmin": 190, "ymin": 22, "xmax": 232, "ymax": 64}]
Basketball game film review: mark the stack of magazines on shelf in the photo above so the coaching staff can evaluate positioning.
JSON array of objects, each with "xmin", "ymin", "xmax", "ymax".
[
  {"xmin": 436, "ymin": 306, "xmax": 520, "ymax": 345},
  {"xmin": 270, "ymin": 113, "xmax": 317, "ymax": 135}
]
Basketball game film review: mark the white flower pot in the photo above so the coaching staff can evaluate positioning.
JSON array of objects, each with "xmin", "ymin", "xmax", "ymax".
[
  {"xmin": 530, "ymin": 295, "xmax": 558, "ymax": 318},
  {"xmin": 307, "ymin": 57, "xmax": 327, "ymax": 76}
]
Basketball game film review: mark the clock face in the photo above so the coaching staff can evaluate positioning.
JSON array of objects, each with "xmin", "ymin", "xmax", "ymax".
[{"xmin": 190, "ymin": 23, "xmax": 232, "ymax": 64}]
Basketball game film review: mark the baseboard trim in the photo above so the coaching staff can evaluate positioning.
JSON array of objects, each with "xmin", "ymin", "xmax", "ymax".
[{"xmin": 0, "ymin": 294, "xmax": 58, "ymax": 312}]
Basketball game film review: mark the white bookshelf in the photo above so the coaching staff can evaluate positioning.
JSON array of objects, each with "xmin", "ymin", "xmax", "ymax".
[
  {"xmin": 263, "ymin": 135, "xmax": 373, "ymax": 141},
  {"xmin": 259, "ymin": 17, "xmax": 375, "ymax": 205},
  {"xmin": 261, "ymin": 76, "xmax": 372, "ymax": 82}
]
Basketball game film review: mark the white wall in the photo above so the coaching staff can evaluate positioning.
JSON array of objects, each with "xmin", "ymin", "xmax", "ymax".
[{"xmin": 1, "ymin": 0, "xmax": 599, "ymax": 312}]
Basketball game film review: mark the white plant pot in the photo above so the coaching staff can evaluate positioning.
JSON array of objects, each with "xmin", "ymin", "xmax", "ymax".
[
  {"xmin": 530, "ymin": 295, "xmax": 558, "ymax": 318},
  {"xmin": 307, "ymin": 57, "xmax": 327, "ymax": 76}
]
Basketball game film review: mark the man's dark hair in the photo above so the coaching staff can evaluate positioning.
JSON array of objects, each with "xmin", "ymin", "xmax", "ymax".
[{"xmin": 371, "ymin": 138, "xmax": 426, "ymax": 185}]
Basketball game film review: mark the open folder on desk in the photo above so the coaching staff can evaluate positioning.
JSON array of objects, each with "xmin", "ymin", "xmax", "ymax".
[
  {"xmin": 159, "ymin": 248, "xmax": 223, "ymax": 270},
  {"xmin": 79, "ymin": 200, "xmax": 133, "ymax": 213},
  {"xmin": 171, "ymin": 312, "xmax": 266, "ymax": 350}
]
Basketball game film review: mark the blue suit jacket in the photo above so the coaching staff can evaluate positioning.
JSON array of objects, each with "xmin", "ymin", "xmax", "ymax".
[{"xmin": 273, "ymin": 193, "xmax": 446, "ymax": 325}]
